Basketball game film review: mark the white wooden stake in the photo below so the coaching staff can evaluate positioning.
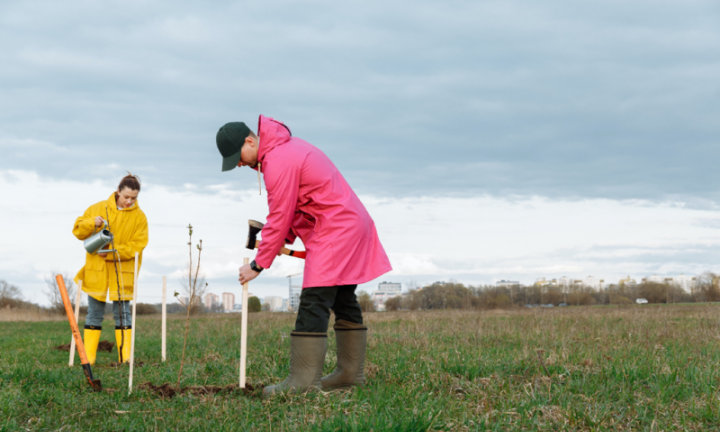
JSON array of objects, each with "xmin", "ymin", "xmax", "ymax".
[
  {"xmin": 129, "ymin": 252, "xmax": 139, "ymax": 394},
  {"xmin": 240, "ymin": 257, "xmax": 249, "ymax": 388},
  {"xmin": 69, "ymin": 280, "xmax": 82, "ymax": 366},
  {"xmin": 161, "ymin": 276, "xmax": 167, "ymax": 362}
]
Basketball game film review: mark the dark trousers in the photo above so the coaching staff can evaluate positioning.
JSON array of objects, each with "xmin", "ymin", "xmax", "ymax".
[{"xmin": 295, "ymin": 285, "xmax": 363, "ymax": 333}]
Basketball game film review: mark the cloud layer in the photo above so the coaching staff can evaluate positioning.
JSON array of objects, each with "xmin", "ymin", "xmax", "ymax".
[{"xmin": 1, "ymin": 0, "xmax": 718, "ymax": 200}]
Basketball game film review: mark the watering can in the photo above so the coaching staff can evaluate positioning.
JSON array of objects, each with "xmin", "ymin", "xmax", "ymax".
[{"xmin": 84, "ymin": 222, "xmax": 116, "ymax": 255}]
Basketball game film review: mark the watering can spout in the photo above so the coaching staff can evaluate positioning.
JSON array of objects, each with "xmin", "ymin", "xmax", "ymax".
[{"xmin": 84, "ymin": 228, "xmax": 117, "ymax": 255}]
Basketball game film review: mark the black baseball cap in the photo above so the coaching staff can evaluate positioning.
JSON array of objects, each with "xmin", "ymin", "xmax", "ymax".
[{"xmin": 216, "ymin": 122, "xmax": 252, "ymax": 172}]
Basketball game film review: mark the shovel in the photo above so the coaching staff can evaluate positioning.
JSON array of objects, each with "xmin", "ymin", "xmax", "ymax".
[{"xmin": 56, "ymin": 274, "xmax": 102, "ymax": 392}]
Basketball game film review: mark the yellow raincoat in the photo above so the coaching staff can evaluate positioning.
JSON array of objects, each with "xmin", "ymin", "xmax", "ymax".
[{"xmin": 73, "ymin": 192, "xmax": 149, "ymax": 302}]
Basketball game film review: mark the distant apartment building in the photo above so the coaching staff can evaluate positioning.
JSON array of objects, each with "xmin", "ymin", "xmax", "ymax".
[
  {"xmin": 643, "ymin": 274, "xmax": 664, "ymax": 284},
  {"xmin": 557, "ymin": 277, "xmax": 572, "ymax": 288},
  {"xmin": 496, "ymin": 280, "xmax": 520, "ymax": 288},
  {"xmin": 618, "ymin": 276, "xmax": 637, "ymax": 287},
  {"xmin": 222, "ymin": 292, "xmax": 235, "ymax": 312},
  {"xmin": 288, "ymin": 285, "xmax": 301, "ymax": 312},
  {"xmin": 204, "ymin": 293, "xmax": 219, "ymax": 309},
  {"xmin": 582, "ymin": 276, "xmax": 604, "ymax": 290},
  {"xmin": 534, "ymin": 278, "xmax": 551, "ymax": 287},
  {"xmin": 264, "ymin": 296, "xmax": 283, "ymax": 312},
  {"xmin": 372, "ymin": 282, "xmax": 402, "ymax": 311},
  {"xmin": 377, "ymin": 282, "xmax": 402, "ymax": 295},
  {"xmin": 671, "ymin": 274, "xmax": 696, "ymax": 292},
  {"xmin": 639, "ymin": 274, "xmax": 695, "ymax": 292}
]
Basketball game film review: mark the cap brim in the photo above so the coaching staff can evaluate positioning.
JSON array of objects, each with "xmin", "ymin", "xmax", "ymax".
[{"xmin": 221, "ymin": 149, "xmax": 243, "ymax": 172}]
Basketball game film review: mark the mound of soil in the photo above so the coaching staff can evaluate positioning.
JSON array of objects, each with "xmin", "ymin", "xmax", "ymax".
[
  {"xmin": 108, "ymin": 360, "xmax": 144, "ymax": 368},
  {"xmin": 138, "ymin": 382, "xmax": 257, "ymax": 398},
  {"xmin": 98, "ymin": 341, "xmax": 115, "ymax": 352},
  {"xmin": 54, "ymin": 340, "xmax": 114, "ymax": 352}
]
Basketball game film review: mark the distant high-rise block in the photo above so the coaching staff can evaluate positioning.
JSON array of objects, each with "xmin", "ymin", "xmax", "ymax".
[{"xmin": 222, "ymin": 292, "xmax": 235, "ymax": 312}]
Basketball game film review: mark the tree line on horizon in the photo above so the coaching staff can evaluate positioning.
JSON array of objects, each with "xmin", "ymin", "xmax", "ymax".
[
  {"xmin": 356, "ymin": 271, "xmax": 720, "ymax": 312},
  {"xmin": 4, "ymin": 271, "xmax": 720, "ymax": 317}
]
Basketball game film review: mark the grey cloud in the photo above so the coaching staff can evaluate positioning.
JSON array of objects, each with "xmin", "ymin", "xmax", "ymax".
[{"xmin": 0, "ymin": 0, "xmax": 718, "ymax": 201}]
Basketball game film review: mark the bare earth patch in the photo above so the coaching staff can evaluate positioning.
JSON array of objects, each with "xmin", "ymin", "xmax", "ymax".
[
  {"xmin": 53, "ymin": 340, "xmax": 115, "ymax": 352},
  {"xmin": 138, "ymin": 382, "xmax": 257, "ymax": 398}
]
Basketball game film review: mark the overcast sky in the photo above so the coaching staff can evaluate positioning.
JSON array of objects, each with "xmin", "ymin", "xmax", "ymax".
[{"xmin": 1, "ymin": 0, "xmax": 719, "ymax": 306}]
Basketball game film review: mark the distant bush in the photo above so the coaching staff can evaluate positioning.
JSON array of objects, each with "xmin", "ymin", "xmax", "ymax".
[
  {"xmin": 357, "ymin": 292, "xmax": 375, "ymax": 312},
  {"xmin": 543, "ymin": 290, "xmax": 563, "ymax": 305},
  {"xmin": 1, "ymin": 298, "xmax": 46, "ymax": 311},
  {"xmin": 567, "ymin": 292, "xmax": 594, "ymax": 306},
  {"xmin": 248, "ymin": 296, "xmax": 261, "ymax": 313},
  {"xmin": 0, "ymin": 280, "xmax": 21, "ymax": 307},
  {"xmin": 480, "ymin": 293, "xmax": 511, "ymax": 309},
  {"xmin": 695, "ymin": 272, "xmax": 720, "ymax": 302},
  {"xmin": 638, "ymin": 282, "xmax": 670, "ymax": 304},
  {"xmin": 0, "ymin": 281, "xmax": 49, "ymax": 313},
  {"xmin": 610, "ymin": 295, "xmax": 633, "ymax": 305},
  {"xmin": 135, "ymin": 303, "xmax": 158, "ymax": 315},
  {"xmin": 385, "ymin": 296, "xmax": 401, "ymax": 311}
]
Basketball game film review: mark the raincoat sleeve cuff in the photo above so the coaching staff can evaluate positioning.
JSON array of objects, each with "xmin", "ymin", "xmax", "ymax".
[
  {"xmin": 72, "ymin": 217, "xmax": 97, "ymax": 240},
  {"xmin": 285, "ymin": 231, "xmax": 297, "ymax": 245},
  {"xmin": 255, "ymin": 255, "xmax": 274, "ymax": 270}
]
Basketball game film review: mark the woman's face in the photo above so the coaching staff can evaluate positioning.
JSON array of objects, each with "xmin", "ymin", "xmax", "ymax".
[{"xmin": 117, "ymin": 187, "xmax": 139, "ymax": 208}]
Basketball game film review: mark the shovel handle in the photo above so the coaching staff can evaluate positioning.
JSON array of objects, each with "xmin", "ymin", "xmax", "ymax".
[
  {"xmin": 57, "ymin": 275, "xmax": 102, "ymax": 391},
  {"xmin": 253, "ymin": 240, "xmax": 306, "ymax": 259},
  {"xmin": 284, "ymin": 248, "xmax": 306, "ymax": 259}
]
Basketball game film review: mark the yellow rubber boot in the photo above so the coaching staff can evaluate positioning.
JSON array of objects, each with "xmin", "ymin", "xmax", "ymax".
[
  {"xmin": 115, "ymin": 327, "xmax": 132, "ymax": 363},
  {"xmin": 83, "ymin": 326, "xmax": 102, "ymax": 365}
]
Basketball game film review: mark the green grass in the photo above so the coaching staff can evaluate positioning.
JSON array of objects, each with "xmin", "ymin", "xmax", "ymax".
[{"xmin": 1, "ymin": 305, "xmax": 720, "ymax": 431}]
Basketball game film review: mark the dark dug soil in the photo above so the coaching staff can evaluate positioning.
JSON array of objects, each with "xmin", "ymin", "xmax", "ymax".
[
  {"xmin": 108, "ymin": 360, "xmax": 144, "ymax": 368},
  {"xmin": 54, "ymin": 340, "xmax": 115, "ymax": 352},
  {"xmin": 138, "ymin": 382, "xmax": 258, "ymax": 398},
  {"xmin": 97, "ymin": 341, "xmax": 115, "ymax": 352}
]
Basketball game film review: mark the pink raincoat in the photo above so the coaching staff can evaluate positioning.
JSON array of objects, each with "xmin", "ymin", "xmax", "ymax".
[{"xmin": 253, "ymin": 115, "xmax": 392, "ymax": 288}]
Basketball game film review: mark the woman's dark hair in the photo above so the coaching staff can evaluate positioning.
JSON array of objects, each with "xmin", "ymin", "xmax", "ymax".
[{"xmin": 118, "ymin": 173, "xmax": 141, "ymax": 192}]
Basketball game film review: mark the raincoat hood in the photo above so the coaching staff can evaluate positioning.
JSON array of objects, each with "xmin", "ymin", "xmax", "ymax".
[
  {"xmin": 257, "ymin": 114, "xmax": 292, "ymax": 166},
  {"xmin": 108, "ymin": 192, "xmax": 141, "ymax": 213}
]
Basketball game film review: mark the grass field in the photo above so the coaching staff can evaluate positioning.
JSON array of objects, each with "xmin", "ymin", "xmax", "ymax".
[{"xmin": 2, "ymin": 305, "xmax": 720, "ymax": 431}]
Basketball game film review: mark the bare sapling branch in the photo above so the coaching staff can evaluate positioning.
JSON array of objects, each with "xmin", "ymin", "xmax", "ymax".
[{"xmin": 176, "ymin": 224, "xmax": 206, "ymax": 389}]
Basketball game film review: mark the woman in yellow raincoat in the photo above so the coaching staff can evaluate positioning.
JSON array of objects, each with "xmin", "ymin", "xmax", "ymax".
[{"xmin": 72, "ymin": 174, "xmax": 148, "ymax": 365}]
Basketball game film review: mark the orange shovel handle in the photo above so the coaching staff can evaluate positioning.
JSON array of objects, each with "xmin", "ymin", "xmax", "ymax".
[
  {"xmin": 56, "ymin": 275, "xmax": 101, "ymax": 391},
  {"xmin": 253, "ymin": 240, "xmax": 306, "ymax": 260}
]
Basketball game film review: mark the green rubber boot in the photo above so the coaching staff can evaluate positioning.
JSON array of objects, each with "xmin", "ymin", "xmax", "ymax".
[
  {"xmin": 262, "ymin": 332, "xmax": 327, "ymax": 399},
  {"xmin": 321, "ymin": 320, "xmax": 367, "ymax": 390}
]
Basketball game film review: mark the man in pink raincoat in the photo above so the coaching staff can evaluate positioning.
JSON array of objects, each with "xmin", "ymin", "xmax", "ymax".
[{"xmin": 215, "ymin": 115, "xmax": 392, "ymax": 398}]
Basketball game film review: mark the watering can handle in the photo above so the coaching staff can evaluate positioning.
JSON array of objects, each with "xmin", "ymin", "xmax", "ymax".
[
  {"xmin": 97, "ymin": 221, "xmax": 113, "ymax": 254},
  {"xmin": 89, "ymin": 219, "xmax": 108, "ymax": 235}
]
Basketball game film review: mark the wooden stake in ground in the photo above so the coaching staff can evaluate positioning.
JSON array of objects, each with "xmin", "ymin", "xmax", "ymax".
[
  {"xmin": 128, "ymin": 252, "xmax": 139, "ymax": 394},
  {"xmin": 162, "ymin": 276, "xmax": 167, "ymax": 362},
  {"xmin": 68, "ymin": 280, "xmax": 83, "ymax": 367},
  {"xmin": 240, "ymin": 257, "xmax": 249, "ymax": 388}
]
